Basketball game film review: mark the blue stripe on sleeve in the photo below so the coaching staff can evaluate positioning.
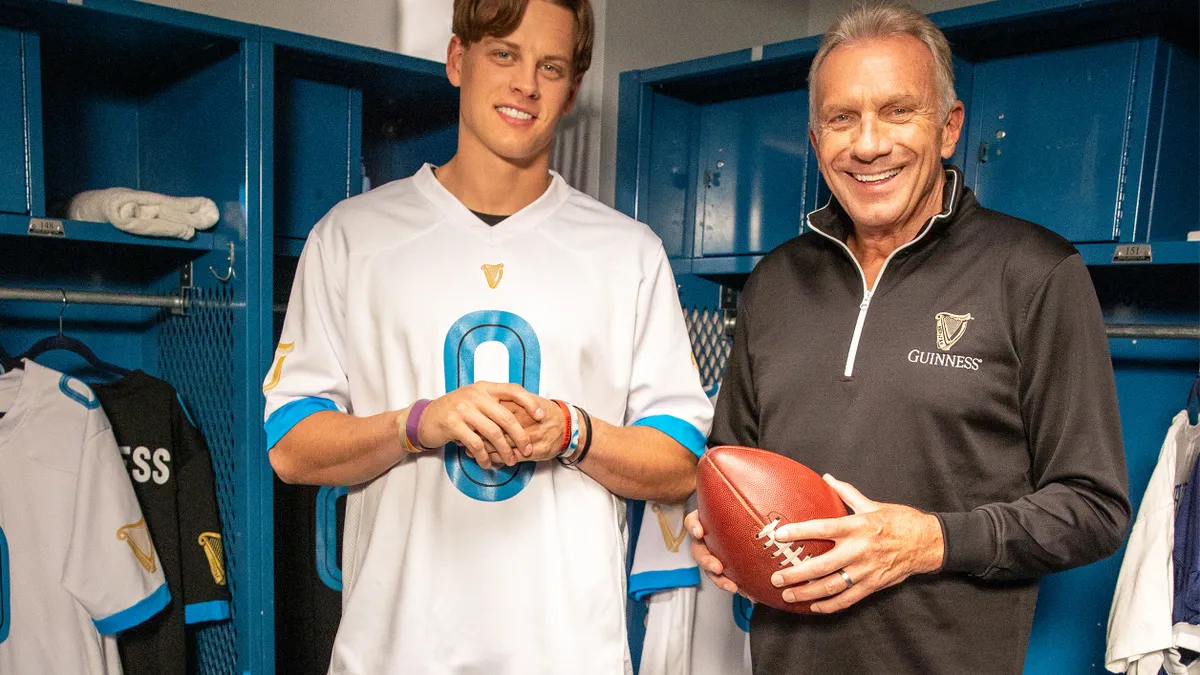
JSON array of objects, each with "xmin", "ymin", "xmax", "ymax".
[
  {"xmin": 93, "ymin": 582, "xmax": 171, "ymax": 635},
  {"xmin": 628, "ymin": 567, "xmax": 702, "ymax": 601},
  {"xmin": 185, "ymin": 599, "xmax": 231, "ymax": 625},
  {"xmin": 632, "ymin": 415, "xmax": 707, "ymax": 457},
  {"xmin": 265, "ymin": 397, "xmax": 340, "ymax": 450}
]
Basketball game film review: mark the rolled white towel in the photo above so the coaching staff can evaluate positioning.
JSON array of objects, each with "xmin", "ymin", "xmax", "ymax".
[{"xmin": 67, "ymin": 188, "xmax": 220, "ymax": 240}]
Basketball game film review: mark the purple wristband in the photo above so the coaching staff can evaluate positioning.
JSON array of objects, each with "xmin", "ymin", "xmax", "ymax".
[{"xmin": 406, "ymin": 399, "xmax": 433, "ymax": 450}]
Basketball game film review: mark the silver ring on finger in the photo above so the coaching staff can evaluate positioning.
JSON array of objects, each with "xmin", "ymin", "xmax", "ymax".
[{"xmin": 838, "ymin": 568, "xmax": 855, "ymax": 589}]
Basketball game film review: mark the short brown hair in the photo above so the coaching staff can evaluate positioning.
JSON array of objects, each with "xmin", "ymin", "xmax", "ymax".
[{"xmin": 453, "ymin": 0, "xmax": 594, "ymax": 75}]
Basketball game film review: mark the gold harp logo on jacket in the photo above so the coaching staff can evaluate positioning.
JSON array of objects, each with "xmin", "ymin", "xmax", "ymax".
[
  {"xmin": 652, "ymin": 502, "xmax": 688, "ymax": 553},
  {"xmin": 117, "ymin": 519, "xmax": 157, "ymax": 573},
  {"xmin": 482, "ymin": 263, "xmax": 504, "ymax": 289},
  {"xmin": 198, "ymin": 532, "xmax": 227, "ymax": 586},
  {"xmin": 262, "ymin": 342, "xmax": 294, "ymax": 393},
  {"xmin": 935, "ymin": 312, "xmax": 973, "ymax": 351}
]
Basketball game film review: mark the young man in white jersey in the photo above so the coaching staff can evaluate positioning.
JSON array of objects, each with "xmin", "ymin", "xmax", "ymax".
[{"xmin": 263, "ymin": 0, "xmax": 712, "ymax": 672}]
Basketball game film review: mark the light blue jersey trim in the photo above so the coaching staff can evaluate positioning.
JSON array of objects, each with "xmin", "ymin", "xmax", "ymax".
[
  {"xmin": 265, "ymin": 397, "xmax": 339, "ymax": 450},
  {"xmin": 176, "ymin": 393, "xmax": 198, "ymax": 428},
  {"xmin": 633, "ymin": 415, "xmax": 707, "ymax": 457},
  {"xmin": 185, "ymin": 599, "xmax": 231, "ymax": 625},
  {"xmin": 94, "ymin": 583, "xmax": 171, "ymax": 635},
  {"xmin": 628, "ymin": 567, "xmax": 701, "ymax": 601}
]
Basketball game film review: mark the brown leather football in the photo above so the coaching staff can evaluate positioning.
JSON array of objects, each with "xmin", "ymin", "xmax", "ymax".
[{"xmin": 696, "ymin": 445, "xmax": 848, "ymax": 613}]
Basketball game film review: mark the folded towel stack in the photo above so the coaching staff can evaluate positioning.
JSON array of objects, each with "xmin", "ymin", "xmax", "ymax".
[{"xmin": 67, "ymin": 188, "xmax": 220, "ymax": 240}]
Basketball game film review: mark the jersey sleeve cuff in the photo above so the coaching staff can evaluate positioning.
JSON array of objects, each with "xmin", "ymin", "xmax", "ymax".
[
  {"xmin": 265, "ymin": 396, "xmax": 340, "ymax": 450},
  {"xmin": 935, "ymin": 509, "xmax": 999, "ymax": 576},
  {"xmin": 628, "ymin": 567, "xmax": 701, "ymax": 601},
  {"xmin": 632, "ymin": 415, "xmax": 707, "ymax": 457},
  {"xmin": 185, "ymin": 599, "xmax": 231, "ymax": 625},
  {"xmin": 93, "ymin": 582, "xmax": 171, "ymax": 635}
]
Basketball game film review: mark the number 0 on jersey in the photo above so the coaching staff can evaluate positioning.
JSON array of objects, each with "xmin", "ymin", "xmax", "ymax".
[{"xmin": 442, "ymin": 311, "xmax": 541, "ymax": 502}]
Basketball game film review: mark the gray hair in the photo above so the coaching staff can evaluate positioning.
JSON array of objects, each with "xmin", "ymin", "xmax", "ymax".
[{"xmin": 808, "ymin": 2, "xmax": 956, "ymax": 132}]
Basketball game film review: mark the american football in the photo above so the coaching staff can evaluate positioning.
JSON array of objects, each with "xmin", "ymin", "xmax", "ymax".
[{"xmin": 696, "ymin": 445, "xmax": 848, "ymax": 613}]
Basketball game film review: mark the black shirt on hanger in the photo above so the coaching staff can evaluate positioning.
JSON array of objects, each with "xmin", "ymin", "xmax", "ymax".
[{"xmin": 93, "ymin": 371, "xmax": 231, "ymax": 675}]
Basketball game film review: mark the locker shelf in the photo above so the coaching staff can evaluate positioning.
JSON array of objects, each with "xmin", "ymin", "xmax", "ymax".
[
  {"xmin": 0, "ymin": 212, "xmax": 218, "ymax": 252},
  {"xmin": 1078, "ymin": 241, "xmax": 1200, "ymax": 266}
]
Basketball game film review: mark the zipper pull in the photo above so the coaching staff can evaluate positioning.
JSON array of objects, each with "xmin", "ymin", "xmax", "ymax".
[{"xmin": 859, "ymin": 291, "xmax": 873, "ymax": 310}]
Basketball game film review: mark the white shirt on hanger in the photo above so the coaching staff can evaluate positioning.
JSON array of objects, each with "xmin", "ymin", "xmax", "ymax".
[
  {"xmin": 1107, "ymin": 410, "xmax": 1200, "ymax": 674},
  {"xmin": 0, "ymin": 360, "xmax": 169, "ymax": 675}
]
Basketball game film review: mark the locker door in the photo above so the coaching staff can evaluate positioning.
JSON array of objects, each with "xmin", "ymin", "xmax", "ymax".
[
  {"xmin": 967, "ymin": 39, "xmax": 1142, "ymax": 243},
  {"xmin": 698, "ymin": 89, "xmax": 809, "ymax": 257},
  {"xmin": 276, "ymin": 76, "xmax": 363, "ymax": 241},
  {"xmin": 0, "ymin": 27, "xmax": 28, "ymax": 215},
  {"xmin": 645, "ymin": 93, "xmax": 698, "ymax": 259}
]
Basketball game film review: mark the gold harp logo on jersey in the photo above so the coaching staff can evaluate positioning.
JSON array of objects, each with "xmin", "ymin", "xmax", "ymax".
[
  {"xmin": 117, "ymin": 519, "xmax": 157, "ymax": 573},
  {"xmin": 482, "ymin": 263, "xmax": 504, "ymax": 289},
  {"xmin": 935, "ymin": 312, "xmax": 974, "ymax": 351},
  {"xmin": 198, "ymin": 532, "xmax": 227, "ymax": 586},
  {"xmin": 652, "ymin": 502, "xmax": 688, "ymax": 553},
  {"xmin": 262, "ymin": 342, "xmax": 295, "ymax": 393}
]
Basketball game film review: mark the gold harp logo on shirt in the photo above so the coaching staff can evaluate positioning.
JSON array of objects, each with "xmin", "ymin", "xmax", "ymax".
[
  {"xmin": 652, "ymin": 502, "xmax": 688, "ymax": 553},
  {"xmin": 262, "ymin": 342, "xmax": 295, "ymax": 393},
  {"xmin": 935, "ymin": 312, "xmax": 974, "ymax": 351},
  {"xmin": 117, "ymin": 519, "xmax": 157, "ymax": 573},
  {"xmin": 482, "ymin": 263, "xmax": 504, "ymax": 289},
  {"xmin": 198, "ymin": 532, "xmax": 227, "ymax": 586}
]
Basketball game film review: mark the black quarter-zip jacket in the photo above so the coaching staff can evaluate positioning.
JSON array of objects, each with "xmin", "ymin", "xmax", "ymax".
[{"xmin": 711, "ymin": 167, "xmax": 1131, "ymax": 675}]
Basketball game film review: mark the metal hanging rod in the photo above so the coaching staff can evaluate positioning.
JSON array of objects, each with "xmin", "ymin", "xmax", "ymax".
[
  {"xmin": 719, "ymin": 313, "xmax": 1197, "ymax": 341},
  {"xmin": 1105, "ymin": 324, "xmax": 1200, "ymax": 340},
  {"xmin": 0, "ymin": 286, "xmax": 187, "ymax": 311}
]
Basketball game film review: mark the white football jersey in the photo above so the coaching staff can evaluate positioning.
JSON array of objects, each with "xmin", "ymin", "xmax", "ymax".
[
  {"xmin": 632, "ymin": 499, "xmax": 751, "ymax": 675},
  {"xmin": 0, "ymin": 360, "xmax": 170, "ymax": 674},
  {"xmin": 635, "ymin": 385, "xmax": 750, "ymax": 675},
  {"xmin": 264, "ymin": 165, "xmax": 712, "ymax": 675},
  {"xmin": 1106, "ymin": 411, "xmax": 1200, "ymax": 675}
]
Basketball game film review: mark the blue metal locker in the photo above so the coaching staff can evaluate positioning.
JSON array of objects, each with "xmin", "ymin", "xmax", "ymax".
[
  {"xmin": 964, "ymin": 38, "xmax": 1151, "ymax": 242},
  {"xmin": 646, "ymin": 93, "xmax": 699, "ymax": 259},
  {"xmin": 0, "ymin": 27, "xmax": 28, "ymax": 216},
  {"xmin": 697, "ymin": 89, "xmax": 810, "ymax": 258},
  {"xmin": 275, "ymin": 75, "xmax": 364, "ymax": 243}
]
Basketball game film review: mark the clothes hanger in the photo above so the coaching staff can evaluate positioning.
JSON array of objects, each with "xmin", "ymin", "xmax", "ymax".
[
  {"xmin": 18, "ymin": 290, "xmax": 130, "ymax": 377},
  {"xmin": 0, "ymin": 342, "xmax": 19, "ymax": 373},
  {"xmin": 1188, "ymin": 374, "xmax": 1199, "ymax": 426}
]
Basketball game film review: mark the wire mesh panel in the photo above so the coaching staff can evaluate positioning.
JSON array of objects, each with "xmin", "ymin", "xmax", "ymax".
[
  {"xmin": 159, "ymin": 286, "xmax": 238, "ymax": 674},
  {"xmin": 685, "ymin": 306, "xmax": 731, "ymax": 392}
]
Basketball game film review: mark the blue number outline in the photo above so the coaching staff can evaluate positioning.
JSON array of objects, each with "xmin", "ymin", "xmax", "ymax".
[
  {"xmin": 315, "ymin": 486, "xmax": 348, "ymax": 592},
  {"xmin": 442, "ymin": 310, "xmax": 540, "ymax": 502},
  {"xmin": 1, "ymin": 526, "xmax": 9, "ymax": 643},
  {"xmin": 733, "ymin": 594, "xmax": 753, "ymax": 633}
]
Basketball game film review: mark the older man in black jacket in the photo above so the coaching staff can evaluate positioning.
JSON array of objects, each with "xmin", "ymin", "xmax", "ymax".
[{"xmin": 686, "ymin": 3, "xmax": 1131, "ymax": 674}]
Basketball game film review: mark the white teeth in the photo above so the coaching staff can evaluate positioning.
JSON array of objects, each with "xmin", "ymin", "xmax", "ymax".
[
  {"xmin": 852, "ymin": 168, "xmax": 901, "ymax": 182},
  {"xmin": 496, "ymin": 106, "xmax": 533, "ymax": 120}
]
